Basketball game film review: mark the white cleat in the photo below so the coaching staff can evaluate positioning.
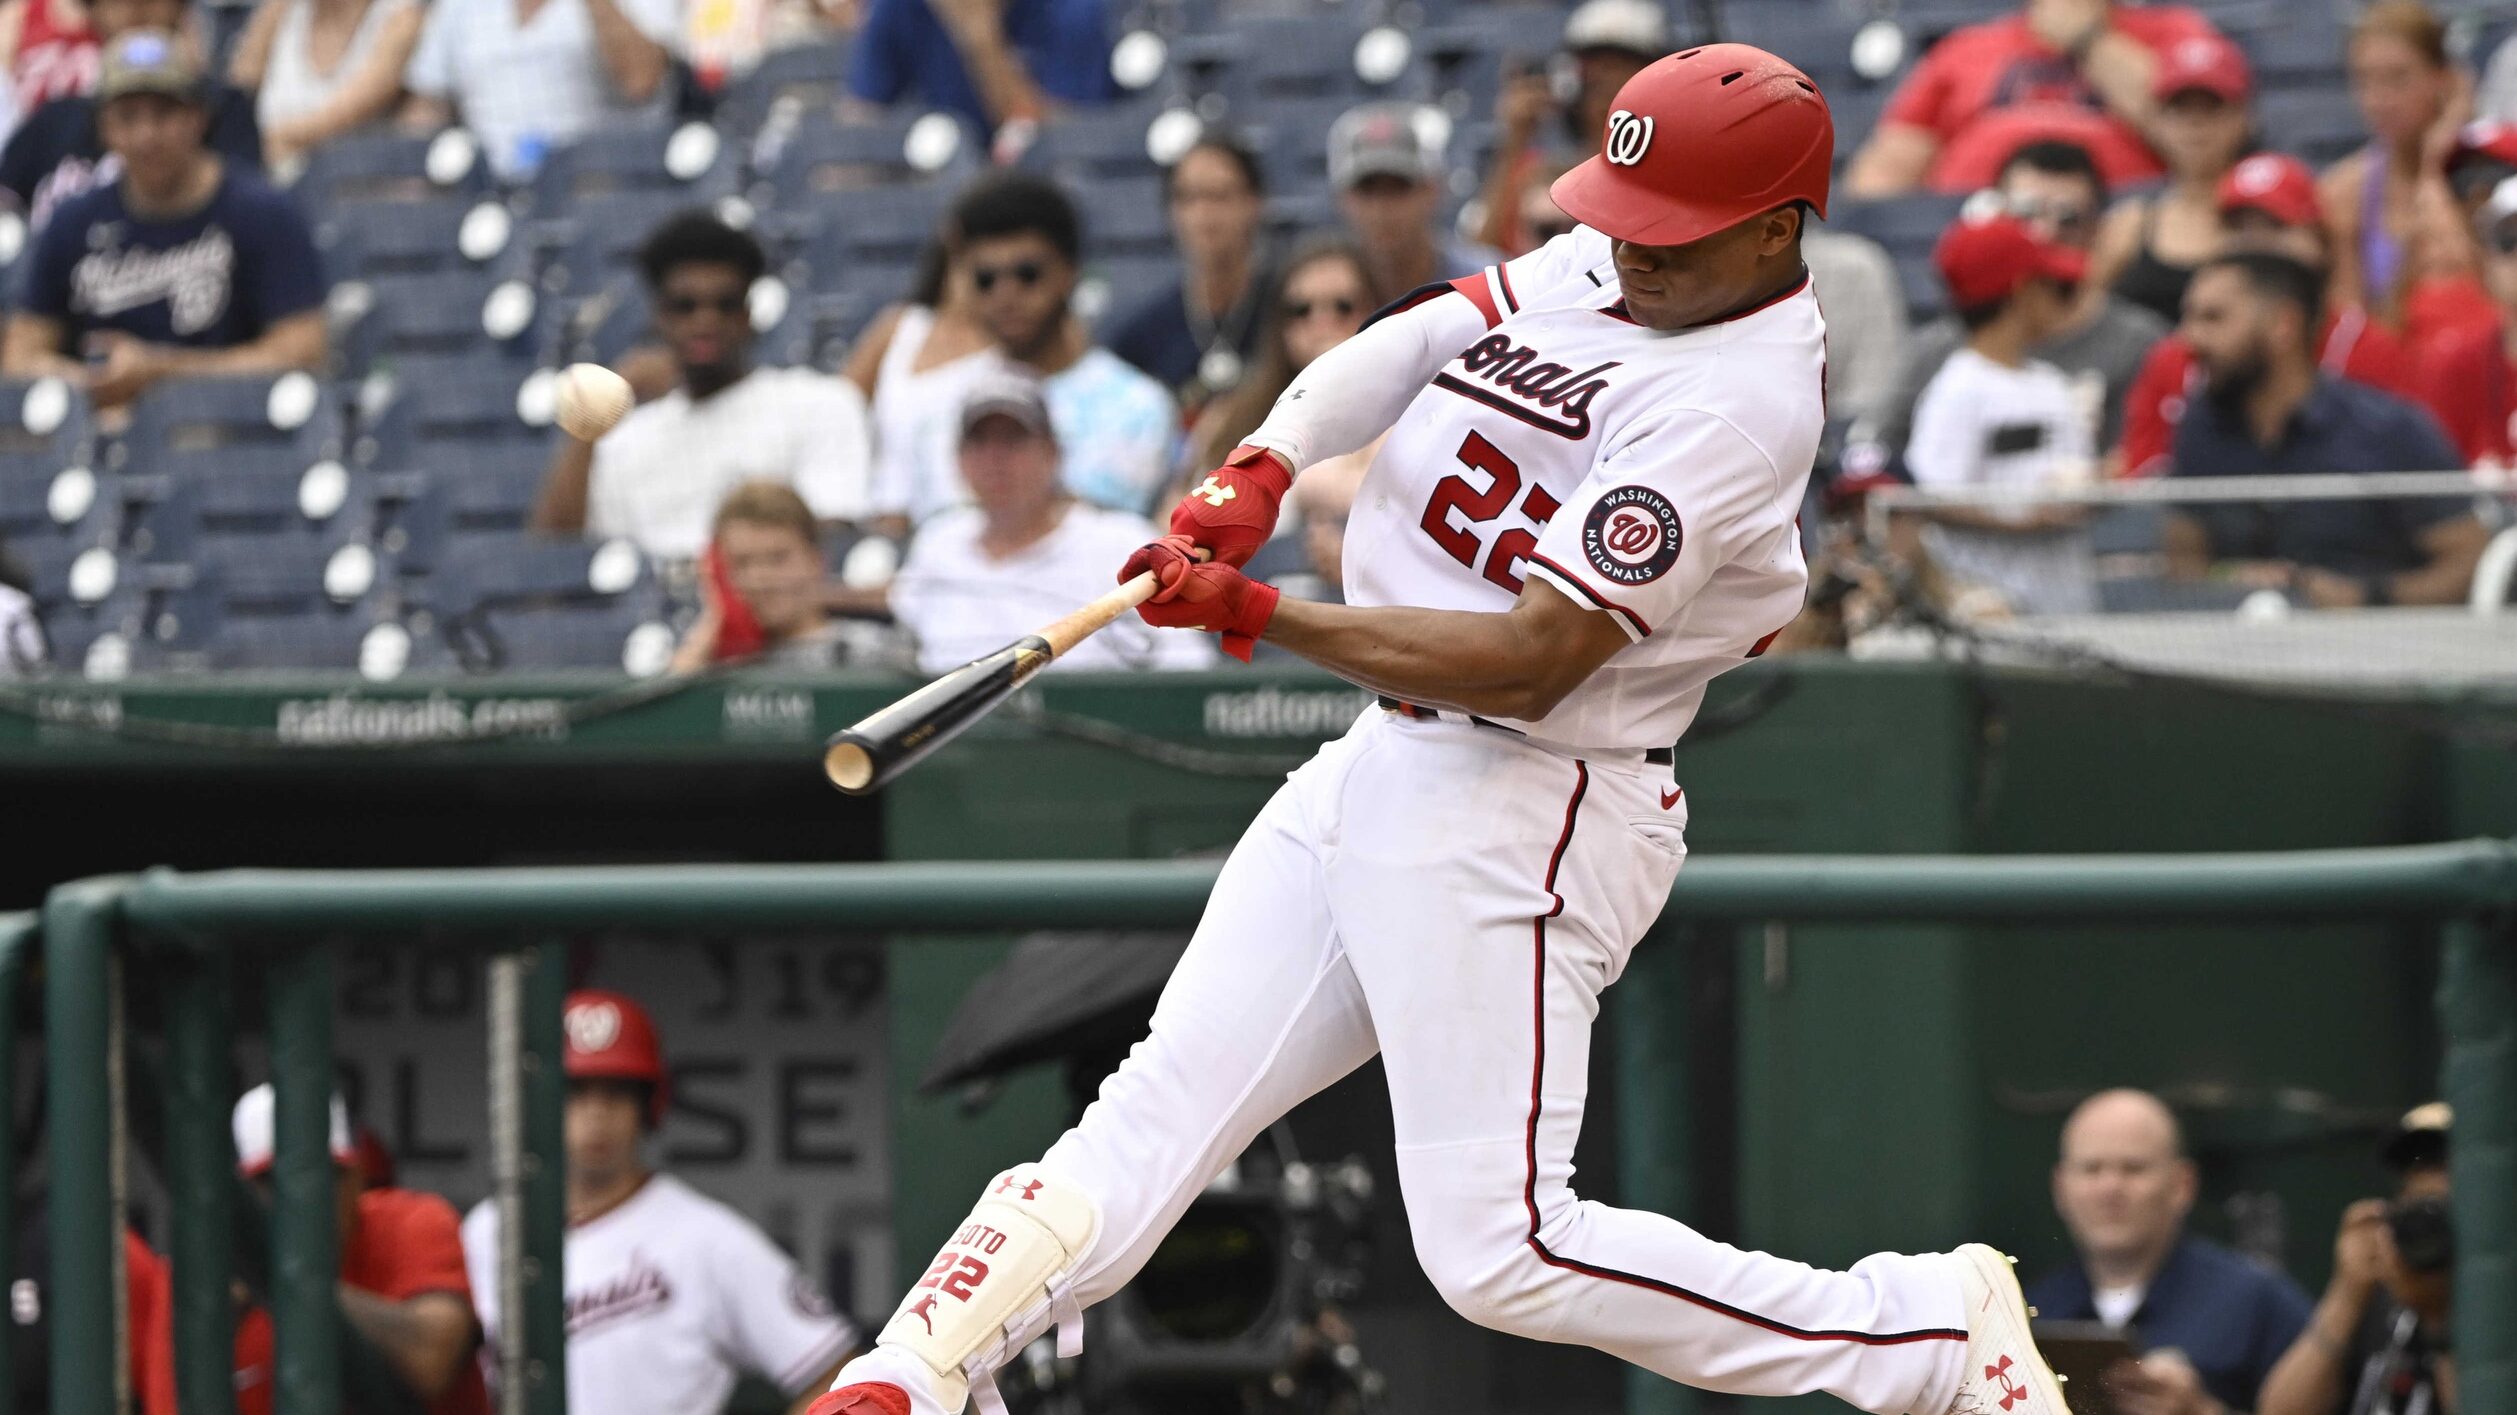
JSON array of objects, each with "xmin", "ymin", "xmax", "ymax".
[{"xmin": 1945, "ymin": 1244, "xmax": 2070, "ymax": 1415}]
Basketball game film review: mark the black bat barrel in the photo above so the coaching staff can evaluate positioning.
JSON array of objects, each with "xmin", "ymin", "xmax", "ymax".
[{"xmin": 822, "ymin": 636, "xmax": 1052, "ymax": 795}]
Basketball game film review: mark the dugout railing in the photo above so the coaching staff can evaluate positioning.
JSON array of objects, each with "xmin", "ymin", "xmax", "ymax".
[{"xmin": 21, "ymin": 845, "xmax": 2517, "ymax": 1415}]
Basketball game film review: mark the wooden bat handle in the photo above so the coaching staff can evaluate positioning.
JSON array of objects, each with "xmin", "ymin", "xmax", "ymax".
[{"xmin": 1039, "ymin": 572, "xmax": 1160, "ymax": 658}]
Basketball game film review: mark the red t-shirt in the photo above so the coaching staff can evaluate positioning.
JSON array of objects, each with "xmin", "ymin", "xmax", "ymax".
[
  {"xmin": 2418, "ymin": 319, "xmax": 2513, "ymax": 466},
  {"xmin": 2119, "ymin": 306, "xmax": 2418, "ymax": 476},
  {"xmin": 233, "ymin": 1188, "xmax": 492, "ymax": 1415},
  {"xmin": 129, "ymin": 1231, "xmax": 177, "ymax": 1415},
  {"xmin": 1881, "ymin": 6, "xmax": 2220, "ymax": 192}
]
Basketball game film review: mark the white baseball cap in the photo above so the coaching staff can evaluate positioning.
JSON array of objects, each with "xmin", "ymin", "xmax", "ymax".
[
  {"xmin": 1563, "ymin": 0, "xmax": 1671, "ymax": 59},
  {"xmin": 232, "ymin": 1082, "xmax": 357, "ymax": 1178}
]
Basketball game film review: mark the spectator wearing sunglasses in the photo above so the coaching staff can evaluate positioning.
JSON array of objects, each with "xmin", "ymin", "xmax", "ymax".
[
  {"xmin": 1104, "ymin": 132, "xmax": 1272, "ymax": 411},
  {"xmin": 533, "ymin": 210, "xmax": 873, "ymax": 565},
  {"xmin": 866, "ymin": 169, "xmax": 1173, "ymax": 526},
  {"xmin": 1859, "ymin": 141, "xmax": 2167, "ymax": 473},
  {"xmin": 1186, "ymin": 238, "xmax": 1374, "ymax": 476},
  {"xmin": 2083, "ymin": 33, "xmax": 2257, "ymax": 327}
]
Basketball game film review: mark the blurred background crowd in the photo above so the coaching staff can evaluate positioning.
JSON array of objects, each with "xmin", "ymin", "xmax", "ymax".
[{"xmin": 0, "ymin": 0, "xmax": 2511, "ymax": 680}]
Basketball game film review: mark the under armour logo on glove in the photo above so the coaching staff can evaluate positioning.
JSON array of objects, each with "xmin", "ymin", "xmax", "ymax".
[
  {"xmin": 1192, "ymin": 476, "xmax": 1238, "ymax": 508},
  {"xmin": 994, "ymin": 1176, "xmax": 1045, "ymax": 1200},
  {"xmin": 1988, "ymin": 1357, "xmax": 2029, "ymax": 1411}
]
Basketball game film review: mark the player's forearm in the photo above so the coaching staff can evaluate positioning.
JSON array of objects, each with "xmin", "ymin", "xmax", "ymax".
[
  {"xmin": 1244, "ymin": 293, "xmax": 1483, "ymax": 472},
  {"xmin": 1262, "ymin": 598, "xmax": 1575, "ymax": 721},
  {"xmin": 941, "ymin": 15, "xmax": 1049, "ymax": 126},
  {"xmin": 152, "ymin": 316, "xmax": 326, "ymax": 379},
  {"xmin": 583, "ymin": 0, "xmax": 669, "ymax": 102},
  {"xmin": 338, "ymin": 1288, "xmax": 475, "ymax": 1400},
  {"xmin": 2078, "ymin": 31, "xmax": 2159, "ymax": 128}
]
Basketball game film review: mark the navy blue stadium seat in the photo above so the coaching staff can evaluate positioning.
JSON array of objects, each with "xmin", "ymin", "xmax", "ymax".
[
  {"xmin": 761, "ymin": 289, "xmax": 883, "ymax": 370},
  {"xmin": 117, "ymin": 459, "xmax": 351, "ymax": 566},
  {"xmin": 547, "ymin": 277, "xmax": 658, "ymax": 367},
  {"xmin": 713, "ymin": 38, "xmax": 856, "ymax": 141},
  {"xmin": 538, "ymin": 188, "xmax": 701, "ymax": 296},
  {"xmin": 759, "ymin": 114, "xmax": 979, "ymax": 208},
  {"xmin": 361, "ymin": 351, "xmax": 548, "ymax": 462},
  {"xmin": 1192, "ymin": 13, "xmax": 1381, "ymax": 106},
  {"xmin": 790, "ymin": 186, "xmax": 951, "ymax": 291},
  {"xmin": 425, "ymin": 531, "xmax": 670, "ymax": 673},
  {"xmin": 318, "ymin": 195, "xmax": 512, "ymax": 279},
  {"xmin": 530, "ymin": 121, "xmax": 737, "ymax": 210},
  {"xmin": 357, "ymin": 270, "xmax": 513, "ymax": 360},
  {"xmin": 107, "ymin": 374, "xmax": 344, "ymax": 477},
  {"xmin": 290, "ymin": 130, "xmax": 490, "ymax": 208},
  {"xmin": 361, "ymin": 442, "xmax": 550, "ymax": 575},
  {"xmin": 0, "ymin": 383, "xmax": 95, "ymax": 556},
  {"xmin": 1077, "ymin": 176, "xmax": 1171, "ymax": 259},
  {"xmin": 1014, "ymin": 100, "xmax": 1172, "ymax": 185}
]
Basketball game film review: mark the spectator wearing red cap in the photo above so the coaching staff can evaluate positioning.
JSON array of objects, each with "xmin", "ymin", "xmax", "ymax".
[
  {"xmin": 2120, "ymin": 152, "xmax": 2421, "ymax": 477},
  {"xmin": 1902, "ymin": 209, "xmax": 2100, "ymax": 616},
  {"xmin": 1845, "ymin": 0, "xmax": 2224, "ymax": 197},
  {"xmin": 229, "ymin": 1083, "xmax": 491, "ymax": 1415},
  {"xmin": 2085, "ymin": 32, "xmax": 2255, "ymax": 325},
  {"xmin": 461, "ymin": 990, "xmax": 860, "ymax": 1415},
  {"xmin": 2412, "ymin": 176, "xmax": 2517, "ymax": 465}
]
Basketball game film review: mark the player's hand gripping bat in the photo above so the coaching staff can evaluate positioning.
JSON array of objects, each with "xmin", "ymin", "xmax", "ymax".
[{"xmin": 822, "ymin": 573, "xmax": 1160, "ymax": 794}]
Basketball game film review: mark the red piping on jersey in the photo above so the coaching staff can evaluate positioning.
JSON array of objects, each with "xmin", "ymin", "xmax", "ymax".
[
  {"xmin": 1519, "ymin": 761, "xmax": 1968, "ymax": 1348},
  {"xmin": 1363, "ymin": 281, "xmax": 1459, "ymax": 330},
  {"xmin": 1527, "ymin": 553, "xmax": 1651, "ymax": 637},
  {"xmin": 1451, "ymin": 272, "xmax": 1503, "ymax": 328}
]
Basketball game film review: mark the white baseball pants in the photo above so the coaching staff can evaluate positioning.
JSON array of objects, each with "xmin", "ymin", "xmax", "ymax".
[{"xmin": 840, "ymin": 709, "xmax": 1969, "ymax": 1414}]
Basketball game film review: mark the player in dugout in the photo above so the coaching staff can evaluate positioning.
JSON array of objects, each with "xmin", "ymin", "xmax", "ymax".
[
  {"xmin": 811, "ymin": 44, "xmax": 2072, "ymax": 1415},
  {"xmin": 462, "ymin": 989, "xmax": 861, "ymax": 1415}
]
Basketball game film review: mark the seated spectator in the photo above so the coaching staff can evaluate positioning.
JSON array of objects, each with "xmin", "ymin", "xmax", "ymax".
[
  {"xmin": 2420, "ymin": 177, "xmax": 2517, "ymax": 465},
  {"xmin": 865, "ymin": 171, "xmax": 1174, "ymax": 526},
  {"xmin": 1904, "ymin": 208, "xmax": 2098, "ymax": 617},
  {"xmin": 846, "ymin": 237, "xmax": 997, "ymax": 536},
  {"xmin": 842, "ymin": 0, "xmax": 1111, "ymax": 135},
  {"xmin": 1472, "ymin": 0, "xmax": 1666, "ymax": 256},
  {"xmin": 2167, "ymin": 251, "xmax": 2490, "ymax": 605},
  {"xmin": 670, "ymin": 481, "xmax": 899, "ymax": 671},
  {"xmin": 2121, "ymin": 154, "xmax": 2418, "ymax": 477},
  {"xmin": 2027, "ymin": 1089, "xmax": 2312, "ymax": 1414},
  {"xmin": 1105, "ymin": 130, "xmax": 1271, "ymax": 408},
  {"xmin": 2258, "ymin": 1104, "xmax": 2456, "ymax": 1415},
  {"xmin": 230, "ymin": 1084, "xmax": 490, "ymax": 1415},
  {"xmin": 2085, "ymin": 33, "xmax": 2254, "ymax": 326},
  {"xmin": 535, "ymin": 211, "xmax": 871, "ymax": 564},
  {"xmin": 1803, "ymin": 223, "xmax": 1910, "ymax": 430},
  {"xmin": 2, "ymin": 30, "xmax": 324, "ymax": 410},
  {"xmin": 463, "ymin": 991, "xmax": 859, "ymax": 1415},
  {"xmin": 1862, "ymin": 141, "xmax": 2165, "ymax": 466},
  {"xmin": 226, "ymin": 0, "xmax": 421, "ymax": 169},
  {"xmin": 0, "ymin": 0, "xmax": 260, "ymax": 228},
  {"xmin": 1188, "ymin": 237, "xmax": 1372, "ymax": 473},
  {"xmin": 0, "ymin": 0, "xmax": 99, "ymax": 146},
  {"xmin": 1846, "ymin": 0, "xmax": 2222, "ymax": 197},
  {"xmin": 397, "ymin": 0, "xmax": 675, "ymax": 182},
  {"xmin": 889, "ymin": 370, "xmax": 1214, "ymax": 672},
  {"xmin": 2320, "ymin": 1, "xmax": 2476, "ymax": 333},
  {"xmin": 685, "ymin": 0, "xmax": 845, "ymax": 94},
  {"xmin": 1330, "ymin": 101, "xmax": 1498, "ymax": 304}
]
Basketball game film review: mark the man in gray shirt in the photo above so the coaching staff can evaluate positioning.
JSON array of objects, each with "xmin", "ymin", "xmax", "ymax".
[{"xmin": 1855, "ymin": 140, "xmax": 2166, "ymax": 469}]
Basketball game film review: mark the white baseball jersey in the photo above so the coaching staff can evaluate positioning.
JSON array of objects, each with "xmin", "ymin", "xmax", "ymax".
[
  {"xmin": 462, "ymin": 1175, "xmax": 858, "ymax": 1415},
  {"xmin": 1335, "ymin": 227, "xmax": 1821, "ymax": 751}
]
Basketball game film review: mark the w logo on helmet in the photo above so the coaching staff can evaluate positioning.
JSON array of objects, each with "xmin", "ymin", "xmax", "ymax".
[{"xmin": 1604, "ymin": 109, "xmax": 1655, "ymax": 166}]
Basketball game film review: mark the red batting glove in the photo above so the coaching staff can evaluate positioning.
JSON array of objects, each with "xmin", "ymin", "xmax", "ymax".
[
  {"xmin": 1163, "ymin": 444, "xmax": 1292, "ymax": 568},
  {"xmin": 1118, "ymin": 533, "xmax": 1200, "ymax": 601},
  {"xmin": 1135, "ymin": 559, "xmax": 1281, "ymax": 662}
]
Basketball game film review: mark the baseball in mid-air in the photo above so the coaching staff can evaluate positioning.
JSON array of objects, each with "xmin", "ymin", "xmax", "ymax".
[{"xmin": 554, "ymin": 363, "xmax": 633, "ymax": 441}]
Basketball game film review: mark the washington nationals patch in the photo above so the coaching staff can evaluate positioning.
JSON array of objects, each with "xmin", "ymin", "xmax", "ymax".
[{"xmin": 1582, "ymin": 486, "xmax": 1683, "ymax": 586}]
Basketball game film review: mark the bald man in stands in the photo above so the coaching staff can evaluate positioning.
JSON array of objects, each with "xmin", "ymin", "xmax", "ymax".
[{"xmin": 2027, "ymin": 1089, "xmax": 2312, "ymax": 1415}]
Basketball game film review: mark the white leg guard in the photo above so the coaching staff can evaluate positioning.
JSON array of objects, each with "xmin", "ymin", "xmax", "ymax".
[{"xmin": 873, "ymin": 1164, "xmax": 1102, "ymax": 1415}]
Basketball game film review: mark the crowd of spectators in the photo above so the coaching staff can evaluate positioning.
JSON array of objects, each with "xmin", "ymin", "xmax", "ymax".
[{"xmin": 2, "ymin": 0, "xmax": 2516, "ymax": 682}]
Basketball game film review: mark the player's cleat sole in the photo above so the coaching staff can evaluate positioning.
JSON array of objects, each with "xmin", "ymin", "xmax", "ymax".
[
  {"xmin": 804, "ymin": 1383, "xmax": 912, "ymax": 1415},
  {"xmin": 1946, "ymin": 1244, "xmax": 2069, "ymax": 1415}
]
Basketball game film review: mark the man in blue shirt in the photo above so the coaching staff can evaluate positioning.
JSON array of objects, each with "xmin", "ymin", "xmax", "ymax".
[
  {"xmin": 2027, "ymin": 1089, "xmax": 2313, "ymax": 1415},
  {"xmin": 2166, "ymin": 251, "xmax": 2489, "ymax": 607},
  {"xmin": 845, "ymin": 0, "xmax": 1113, "ymax": 134},
  {"xmin": 2, "ymin": 28, "xmax": 324, "ymax": 409}
]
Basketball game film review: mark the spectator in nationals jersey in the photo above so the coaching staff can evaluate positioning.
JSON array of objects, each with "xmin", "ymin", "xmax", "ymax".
[
  {"xmin": 810, "ymin": 45, "xmax": 2072, "ymax": 1415},
  {"xmin": 462, "ymin": 991, "xmax": 861, "ymax": 1415},
  {"xmin": 2416, "ymin": 173, "xmax": 2517, "ymax": 465}
]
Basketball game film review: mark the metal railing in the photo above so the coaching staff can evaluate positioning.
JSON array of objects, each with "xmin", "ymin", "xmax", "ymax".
[{"xmin": 27, "ymin": 845, "xmax": 2517, "ymax": 1415}]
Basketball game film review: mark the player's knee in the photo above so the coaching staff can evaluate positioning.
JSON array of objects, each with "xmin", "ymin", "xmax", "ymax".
[{"xmin": 1409, "ymin": 1226, "xmax": 1554, "ymax": 1340}]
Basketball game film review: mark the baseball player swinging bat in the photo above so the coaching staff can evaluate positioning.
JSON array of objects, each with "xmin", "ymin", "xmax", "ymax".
[{"xmin": 822, "ymin": 573, "xmax": 1158, "ymax": 794}]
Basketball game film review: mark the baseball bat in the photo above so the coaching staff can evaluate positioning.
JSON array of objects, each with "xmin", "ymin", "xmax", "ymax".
[{"xmin": 823, "ymin": 572, "xmax": 1161, "ymax": 794}]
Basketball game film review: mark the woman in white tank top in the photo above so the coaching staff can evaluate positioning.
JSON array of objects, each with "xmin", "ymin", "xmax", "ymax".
[
  {"xmin": 228, "ymin": 0, "xmax": 423, "ymax": 167},
  {"xmin": 845, "ymin": 244, "xmax": 996, "ymax": 533}
]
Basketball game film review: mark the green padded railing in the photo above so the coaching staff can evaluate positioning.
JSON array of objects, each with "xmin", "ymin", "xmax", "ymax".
[{"xmin": 32, "ymin": 842, "xmax": 2517, "ymax": 1415}]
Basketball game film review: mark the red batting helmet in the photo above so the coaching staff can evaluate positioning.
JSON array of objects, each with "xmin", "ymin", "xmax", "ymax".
[
  {"xmin": 563, "ymin": 989, "xmax": 669, "ymax": 1124},
  {"xmin": 1551, "ymin": 43, "xmax": 1833, "ymax": 248}
]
